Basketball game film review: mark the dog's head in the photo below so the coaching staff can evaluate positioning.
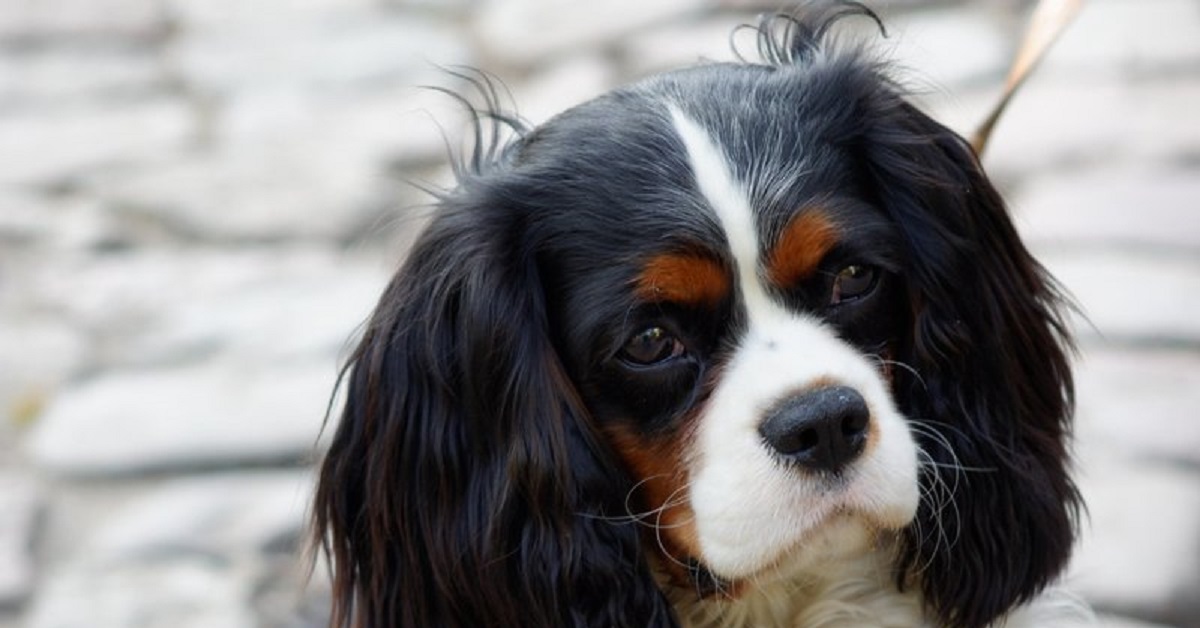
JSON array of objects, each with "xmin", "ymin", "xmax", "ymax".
[{"xmin": 314, "ymin": 5, "xmax": 1079, "ymax": 627}]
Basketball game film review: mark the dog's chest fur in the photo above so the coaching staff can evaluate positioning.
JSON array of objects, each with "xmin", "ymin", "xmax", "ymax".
[
  {"xmin": 660, "ymin": 541, "xmax": 1090, "ymax": 628},
  {"xmin": 663, "ymin": 549, "xmax": 926, "ymax": 628}
]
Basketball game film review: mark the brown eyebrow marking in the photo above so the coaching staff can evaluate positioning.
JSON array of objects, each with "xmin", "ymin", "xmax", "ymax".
[
  {"xmin": 767, "ymin": 209, "xmax": 839, "ymax": 288},
  {"xmin": 635, "ymin": 253, "xmax": 730, "ymax": 306}
]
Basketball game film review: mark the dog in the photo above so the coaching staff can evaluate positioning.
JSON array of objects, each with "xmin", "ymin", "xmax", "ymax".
[{"xmin": 312, "ymin": 3, "xmax": 1089, "ymax": 626}]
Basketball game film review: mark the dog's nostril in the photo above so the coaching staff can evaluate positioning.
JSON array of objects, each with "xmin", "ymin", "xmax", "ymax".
[
  {"xmin": 759, "ymin": 385, "xmax": 870, "ymax": 473},
  {"xmin": 842, "ymin": 409, "xmax": 868, "ymax": 437},
  {"xmin": 796, "ymin": 427, "xmax": 819, "ymax": 451}
]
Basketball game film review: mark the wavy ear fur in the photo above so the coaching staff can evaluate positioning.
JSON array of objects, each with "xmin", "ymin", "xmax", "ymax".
[
  {"xmin": 863, "ymin": 100, "xmax": 1080, "ymax": 628},
  {"xmin": 313, "ymin": 175, "xmax": 676, "ymax": 626}
]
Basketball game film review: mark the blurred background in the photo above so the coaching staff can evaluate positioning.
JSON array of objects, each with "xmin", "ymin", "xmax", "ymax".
[{"xmin": 0, "ymin": 0, "xmax": 1197, "ymax": 626}]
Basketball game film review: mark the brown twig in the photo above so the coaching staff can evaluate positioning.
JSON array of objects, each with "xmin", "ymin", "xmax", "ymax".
[{"xmin": 971, "ymin": 0, "xmax": 1085, "ymax": 156}]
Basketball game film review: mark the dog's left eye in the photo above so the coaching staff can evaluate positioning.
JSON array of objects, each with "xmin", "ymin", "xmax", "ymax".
[
  {"xmin": 619, "ymin": 326, "xmax": 686, "ymax": 366},
  {"xmin": 830, "ymin": 264, "xmax": 878, "ymax": 305}
]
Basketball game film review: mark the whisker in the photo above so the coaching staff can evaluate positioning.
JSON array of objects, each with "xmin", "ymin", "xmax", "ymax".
[
  {"xmin": 867, "ymin": 353, "xmax": 929, "ymax": 393},
  {"xmin": 904, "ymin": 422, "xmax": 974, "ymax": 575},
  {"xmin": 653, "ymin": 485, "xmax": 696, "ymax": 572},
  {"xmin": 577, "ymin": 473, "xmax": 680, "ymax": 525}
]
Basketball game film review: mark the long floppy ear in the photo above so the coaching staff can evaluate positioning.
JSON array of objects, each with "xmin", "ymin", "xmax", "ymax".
[
  {"xmin": 863, "ymin": 102, "xmax": 1081, "ymax": 628},
  {"xmin": 312, "ymin": 187, "xmax": 677, "ymax": 627}
]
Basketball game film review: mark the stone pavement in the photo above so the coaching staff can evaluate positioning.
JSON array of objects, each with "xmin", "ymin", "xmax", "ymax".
[{"xmin": 0, "ymin": 0, "xmax": 1196, "ymax": 626}]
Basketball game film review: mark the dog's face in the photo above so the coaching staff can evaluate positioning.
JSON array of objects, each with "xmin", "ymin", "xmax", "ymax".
[
  {"xmin": 315, "ymin": 7, "xmax": 1080, "ymax": 628},
  {"xmin": 541, "ymin": 89, "xmax": 921, "ymax": 586}
]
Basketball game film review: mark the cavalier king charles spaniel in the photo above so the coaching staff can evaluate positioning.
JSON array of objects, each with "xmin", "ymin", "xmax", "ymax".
[{"xmin": 313, "ymin": 3, "xmax": 1088, "ymax": 627}]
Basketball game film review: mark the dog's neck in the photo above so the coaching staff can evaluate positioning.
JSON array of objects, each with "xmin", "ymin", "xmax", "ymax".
[
  {"xmin": 655, "ymin": 529, "xmax": 1094, "ymax": 628},
  {"xmin": 655, "ymin": 526, "xmax": 928, "ymax": 628}
]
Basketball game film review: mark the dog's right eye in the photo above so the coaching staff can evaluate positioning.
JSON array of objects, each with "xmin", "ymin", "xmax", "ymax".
[
  {"xmin": 829, "ymin": 264, "xmax": 879, "ymax": 306},
  {"xmin": 619, "ymin": 326, "xmax": 685, "ymax": 366}
]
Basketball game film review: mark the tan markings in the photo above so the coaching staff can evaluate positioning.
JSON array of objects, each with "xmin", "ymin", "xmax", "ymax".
[
  {"xmin": 878, "ymin": 345, "xmax": 896, "ymax": 389},
  {"xmin": 635, "ymin": 254, "xmax": 729, "ymax": 306},
  {"xmin": 603, "ymin": 424, "xmax": 702, "ymax": 588},
  {"xmin": 767, "ymin": 210, "xmax": 839, "ymax": 288},
  {"xmin": 862, "ymin": 400, "xmax": 882, "ymax": 460}
]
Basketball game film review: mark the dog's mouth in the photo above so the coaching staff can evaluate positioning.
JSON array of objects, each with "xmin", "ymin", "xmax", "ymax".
[{"xmin": 673, "ymin": 508, "xmax": 909, "ymax": 600}]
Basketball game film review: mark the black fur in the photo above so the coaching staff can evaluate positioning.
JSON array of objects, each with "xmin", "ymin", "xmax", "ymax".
[
  {"xmin": 313, "ymin": 4, "xmax": 1079, "ymax": 627},
  {"xmin": 866, "ymin": 103, "xmax": 1080, "ymax": 627},
  {"xmin": 313, "ymin": 117, "xmax": 679, "ymax": 624}
]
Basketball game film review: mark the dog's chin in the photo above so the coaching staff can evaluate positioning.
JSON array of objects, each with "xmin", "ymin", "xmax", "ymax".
[
  {"xmin": 690, "ymin": 453, "xmax": 921, "ymax": 588},
  {"xmin": 696, "ymin": 504, "xmax": 916, "ymax": 596}
]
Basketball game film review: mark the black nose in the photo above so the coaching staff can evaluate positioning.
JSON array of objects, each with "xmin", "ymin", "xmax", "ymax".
[{"xmin": 759, "ymin": 386, "xmax": 870, "ymax": 473}]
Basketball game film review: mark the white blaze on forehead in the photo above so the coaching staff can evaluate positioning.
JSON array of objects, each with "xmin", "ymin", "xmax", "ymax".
[
  {"xmin": 667, "ymin": 107, "xmax": 775, "ymax": 318},
  {"xmin": 667, "ymin": 105, "xmax": 920, "ymax": 580}
]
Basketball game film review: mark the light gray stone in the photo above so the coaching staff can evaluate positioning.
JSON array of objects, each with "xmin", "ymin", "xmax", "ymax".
[
  {"xmin": 13, "ymin": 248, "xmax": 235, "ymax": 353},
  {"xmin": 0, "ymin": 0, "xmax": 166, "ymax": 42},
  {"xmin": 1071, "ymin": 455, "xmax": 1200, "ymax": 624},
  {"xmin": 217, "ymin": 84, "xmax": 462, "ymax": 171},
  {"xmin": 384, "ymin": 0, "xmax": 475, "ymax": 13},
  {"xmin": 12, "ymin": 248, "xmax": 385, "ymax": 369},
  {"xmin": 0, "ymin": 189, "xmax": 48, "ymax": 247},
  {"xmin": 974, "ymin": 77, "xmax": 1200, "ymax": 177},
  {"xmin": 0, "ymin": 99, "xmax": 193, "ymax": 187},
  {"xmin": 1096, "ymin": 615, "xmax": 1177, "ymax": 628},
  {"xmin": 472, "ymin": 0, "xmax": 698, "ymax": 68},
  {"xmin": 0, "ymin": 192, "xmax": 123, "ymax": 253},
  {"xmin": 1039, "ymin": 252, "xmax": 1200, "ymax": 345},
  {"xmin": 24, "ymin": 558, "xmax": 256, "ymax": 628},
  {"xmin": 89, "ymin": 471, "xmax": 312, "ymax": 559},
  {"xmin": 1038, "ymin": 0, "xmax": 1200, "ymax": 79},
  {"xmin": 1074, "ymin": 348, "xmax": 1200, "ymax": 467},
  {"xmin": 516, "ymin": 54, "xmax": 618, "ymax": 126},
  {"xmin": 85, "ymin": 84, "xmax": 458, "ymax": 241},
  {"xmin": 116, "ymin": 260, "xmax": 384, "ymax": 367},
  {"xmin": 1013, "ymin": 167, "xmax": 1200, "ymax": 252},
  {"xmin": 89, "ymin": 144, "xmax": 382, "ymax": 242},
  {"xmin": 883, "ymin": 5, "xmax": 1012, "ymax": 89},
  {"xmin": 22, "ymin": 472, "xmax": 317, "ymax": 626},
  {"xmin": 919, "ymin": 0, "xmax": 1200, "ymax": 143},
  {"xmin": 26, "ymin": 358, "xmax": 338, "ymax": 475},
  {"xmin": 167, "ymin": 13, "xmax": 467, "ymax": 97},
  {"xmin": 0, "ymin": 475, "xmax": 40, "ymax": 608},
  {"xmin": 83, "ymin": 85, "xmax": 467, "ymax": 242},
  {"xmin": 0, "ymin": 50, "xmax": 166, "ymax": 107},
  {"xmin": 164, "ymin": 0, "xmax": 375, "ymax": 27},
  {"xmin": 0, "ymin": 317, "xmax": 88, "ymax": 428},
  {"xmin": 617, "ymin": 15, "xmax": 747, "ymax": 79},
  {"xmin": 256, "ymin": 553, "xmax": 331, "ymax": 628}
]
